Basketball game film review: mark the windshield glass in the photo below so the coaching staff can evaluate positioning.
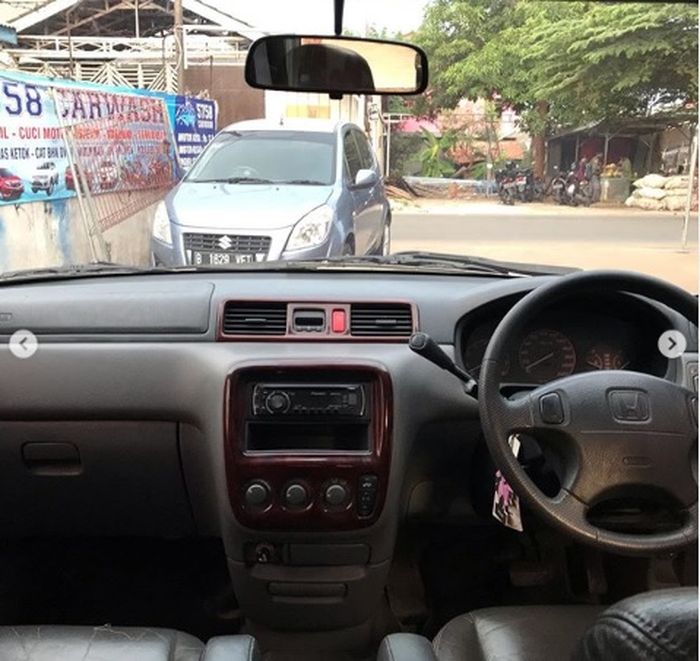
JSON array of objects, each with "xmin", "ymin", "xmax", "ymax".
[
  {"xmin": 0, "ymin": 0, "xmax": 696, "ymax": 291},
  {"xmin": 187, "ymin": 131, "xmax": 337, "ymax": 184}
]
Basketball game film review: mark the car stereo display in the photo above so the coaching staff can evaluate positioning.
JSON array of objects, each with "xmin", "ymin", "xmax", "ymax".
[
  {"xmin": 251, "ymin": 384, "xmax": 367, "ymax": 418},
  {"xmin": 245, "ymin": 382, "xmax": 372, "ymax": 453}
]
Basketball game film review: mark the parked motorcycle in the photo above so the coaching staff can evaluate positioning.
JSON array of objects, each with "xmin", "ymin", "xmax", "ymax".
[
  {"xmin": 548, "ymin": 166, "xmax": 568, "ymax": 204},
  {"xmin": 564, "ymin": 170, "xmax": 592, "ymax": 207},
  {"xmin": 495, "ymin": 166, "xmax": 517, "ymax": 205},
  {"xmin": 549, "ymin": 165, "xmax": 592, "ymax": 206},
  {"xmin": 497, "ymin": 163, "xmax": 546, "ymax": 205},
  {"xmin": 515, "ymin": 167, "xmax": 545, "ymax": 202}
]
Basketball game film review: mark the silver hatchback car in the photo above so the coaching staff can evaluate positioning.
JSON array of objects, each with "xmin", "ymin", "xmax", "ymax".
[{"xmin": 151, "ymin": 118, "xmax": 391, "ymax": 266}]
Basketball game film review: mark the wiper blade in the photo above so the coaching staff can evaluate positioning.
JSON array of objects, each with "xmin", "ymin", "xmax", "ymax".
[
  {"xmin": 276, "ymin": 179, "xmax": 328, "ymax": 185},
  {"xmin": 0, "ymin": 262, "xmax": 163, "ymax": 283},
  {"xmin": 322, "ymin": 252, "xmax": 577, "ymax": 277},
  {"xmin": 0, "ymin": 261, "xmax": 331, "ymax": 283},
  {"xmin": 191, "ymin": 177, "xmax": 274, "ymax": 184}
]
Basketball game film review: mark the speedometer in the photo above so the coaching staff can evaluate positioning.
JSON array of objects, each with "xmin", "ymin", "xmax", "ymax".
[{"xmin": 518, "ymin": 329, "xmax": 576, "ymax": 382}]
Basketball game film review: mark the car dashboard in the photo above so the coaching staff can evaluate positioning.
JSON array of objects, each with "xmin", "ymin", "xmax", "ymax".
[{"xmin": 0, "ymin": 270, "xmax": 695, "ymax": 630}]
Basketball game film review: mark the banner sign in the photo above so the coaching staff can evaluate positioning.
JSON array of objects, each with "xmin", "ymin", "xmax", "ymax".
[
  {"xmin": 172, "ymin": 96, "xmax": 217, "ymax": 170},
  {"xmin": 57, "ymin": 89, "xmax": 178, "ymax": 194},
  {"xmin": 0, "ymin": 73, "xmax": 216, "ymax": 207},
  {"xmin": 0, "ymin": 79, "xmax": 70, "ymax": 205}
]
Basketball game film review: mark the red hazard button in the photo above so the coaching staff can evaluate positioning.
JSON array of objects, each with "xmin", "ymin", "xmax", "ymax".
[{"xmin": 331, "ymin": 309, "xmax": 347, "ymax": 333}]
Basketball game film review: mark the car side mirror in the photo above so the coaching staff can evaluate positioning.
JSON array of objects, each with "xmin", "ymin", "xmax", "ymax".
[{"xmin": 353, "ymin": 169, "xmax": 378, "ymax": 189}]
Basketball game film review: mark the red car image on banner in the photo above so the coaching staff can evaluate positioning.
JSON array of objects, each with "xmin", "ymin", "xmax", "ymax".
[{"xmin": 0, "ymin": 167, "xmax": 24, "ymax": 201}]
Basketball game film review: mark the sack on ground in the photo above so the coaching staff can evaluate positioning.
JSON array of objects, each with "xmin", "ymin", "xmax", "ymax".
[
  {"xmin": 664, "ymin": 175, "xmax": 690, "ymax": 190},
  {"xmin": 632, "ymin": 186, "xmax": 667, "ymax": 200},
  {"xmin": 633, "ymin": 174, "xmax": 668, "ymax": 189},
  {"xmin": 664, "ymin": 194, "xmax": 688, "ymax": 211},
  {"xmin": 625, "ymin": 195, "xmax": 665, "ymax": 210}
]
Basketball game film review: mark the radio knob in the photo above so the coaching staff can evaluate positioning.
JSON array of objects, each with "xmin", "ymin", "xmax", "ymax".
[
  {"xmin": 283, "ymin": 482, "xmax": 309, "ymax": 508},
  {"xmin": 324, "ymin": 482, "xmax": 349, "ymax": 507},
  {"xmin": 244, "ymin": 480, "xmax": 271, "ymax": 508},
  {"xmin": 265, "ymin": 391, "xmax": 290, "ymax": 414}
]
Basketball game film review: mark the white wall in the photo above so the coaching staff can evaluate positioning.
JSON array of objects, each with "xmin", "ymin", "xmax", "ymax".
[{"xmin": 0, "ymin": 196, "xmax": 156, "ymax": 272}]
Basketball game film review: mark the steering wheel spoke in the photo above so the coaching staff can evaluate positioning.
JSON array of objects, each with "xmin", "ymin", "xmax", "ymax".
[{"xmin": 550, "ymin": 372, "xmax": 698, "ymax": 507}]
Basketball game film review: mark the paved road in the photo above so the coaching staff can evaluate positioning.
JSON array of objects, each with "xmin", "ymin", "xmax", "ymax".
[{"xmin": 391, "ymin": 202, "xmax": 698, "ymax": 291}]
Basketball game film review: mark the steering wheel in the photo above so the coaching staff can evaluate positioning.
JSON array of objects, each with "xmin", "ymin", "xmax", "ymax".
[{"xmin": 480, "ymin": 271, "xmax": 698, "ymax": 555}]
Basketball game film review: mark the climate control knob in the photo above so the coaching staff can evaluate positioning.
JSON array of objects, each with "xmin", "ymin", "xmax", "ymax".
[
  {"xmin": 265, "ymin": 391, "xmax": 291, "ymax": 414},
  {"xmin": 283, "ymin": 482, "xmax": 309, "ymax": 508},
  {"xmin": 323, "ymin": 482, "xmax": 349, "ymax": 507},
  {"xmin": 244, "ymin": 480, "xmax": 271, "ymax": 508}
]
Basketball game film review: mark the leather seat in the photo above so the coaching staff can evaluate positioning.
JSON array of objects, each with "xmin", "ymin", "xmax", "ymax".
[
  {"xmin": 0, "ymin": 625, "xmax": 260, "ymax": 661},
  {"xmin": 433, "ymin": 604, "xmax": 602, "ymax": 661},
  {"xmin": 378, "ymin": 588, "xmax": 698, "ymax": 661}
]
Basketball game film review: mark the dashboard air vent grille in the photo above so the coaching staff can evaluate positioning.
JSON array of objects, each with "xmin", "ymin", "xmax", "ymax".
[
  {"xmin": 350, "ymin": 303, "xmax": 414, "ymax": 337},
  {"xmin": 223, "ymin": 302, "xmax": 288, "ymax": 336}
]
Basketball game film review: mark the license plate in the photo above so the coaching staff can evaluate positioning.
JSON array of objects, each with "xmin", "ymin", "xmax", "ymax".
[
  {"xmin": 516, "ymin": 176, "xmax": 527, "ymax": 185},
  {"xmin": 192, "ymin": 251, "xmax": 255, "ymax": 265}
]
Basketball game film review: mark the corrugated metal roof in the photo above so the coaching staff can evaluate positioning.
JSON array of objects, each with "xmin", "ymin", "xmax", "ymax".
[
  {"xmin": 2, "ymin": 0, "xmax": 263, "ymax": 39},
  {"xmin": 0, "ymin": 0, "xmax": 49, "ymax": 25}
]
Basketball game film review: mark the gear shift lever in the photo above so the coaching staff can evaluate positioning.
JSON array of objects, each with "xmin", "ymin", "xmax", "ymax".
[{"xmin": 409, "ymin": 332, "xmax": 477, "ymax": 396}]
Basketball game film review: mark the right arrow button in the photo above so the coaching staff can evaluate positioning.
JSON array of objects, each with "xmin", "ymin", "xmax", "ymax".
[{"xmin": 658, "ymin": 330, "xmax": 687, "ymax": 359}]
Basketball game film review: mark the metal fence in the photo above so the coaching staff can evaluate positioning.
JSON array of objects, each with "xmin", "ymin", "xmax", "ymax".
[{"xmin": 53, "ymin": 89, "xmax": 179, "ymax": 261}]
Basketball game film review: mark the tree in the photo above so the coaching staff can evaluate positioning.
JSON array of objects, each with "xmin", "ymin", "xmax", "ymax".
[
  {"xmin": 418, "ymin": 128, "xmax": 458, "ymax": 177},
  {"xmin": 416, "ymin": 1, "xmax": 698, "ymax": 177}
]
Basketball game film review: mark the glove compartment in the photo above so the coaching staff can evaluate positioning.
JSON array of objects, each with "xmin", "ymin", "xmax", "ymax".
[{"xmin": 0, "ymin": 421, "xmax": 194, "ymax": 537}]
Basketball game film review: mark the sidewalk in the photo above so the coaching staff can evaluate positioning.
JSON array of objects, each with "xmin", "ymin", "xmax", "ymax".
[{"xmin": 391, "ymin": 197, "xmax": 689, "ymax": 218}]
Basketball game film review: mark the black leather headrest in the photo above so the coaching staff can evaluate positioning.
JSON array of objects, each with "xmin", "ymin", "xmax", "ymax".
[
  {"xmin": 573, "ymin": 588, "xmax": 698, "ymax": 660},
  {"xmin": 290, "ymin": 44, "xmax": 375, "ymax": 90}
]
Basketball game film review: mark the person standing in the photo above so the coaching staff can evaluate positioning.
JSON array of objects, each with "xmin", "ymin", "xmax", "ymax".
[
  {"xmin": 590, "ymin": 153, "xmax": 603, "ymax": 203},
  {"xmin": 575, "ymin": 157, "xmax": 588, "ymax": 182},
  {"xmin": 618, "ymin": 156, "xmax": 632, "ymax": 180}
]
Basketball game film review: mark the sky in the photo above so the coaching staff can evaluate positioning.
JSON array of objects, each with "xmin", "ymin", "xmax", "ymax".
[{"xmin": 215, "ymin": 0, "xmax": 429, "ymax": 35}]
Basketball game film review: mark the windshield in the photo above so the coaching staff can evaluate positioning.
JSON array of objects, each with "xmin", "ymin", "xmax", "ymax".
[
  {"xmin": 186, "ymin": 131, "xmax": 337, "ymax": 185},
  {"xmin": 0, "ymin": 0, "xmax": 696, "ymax": 292}
]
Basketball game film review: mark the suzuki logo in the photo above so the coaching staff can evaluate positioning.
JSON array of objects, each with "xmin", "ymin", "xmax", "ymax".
[
  {"xmin": 609, "ymin": 390, "xmax": 650, "ymax": 422},
  {"xmin": 218, "ymin": 235, "xmax": 233, "ymax": 250}
]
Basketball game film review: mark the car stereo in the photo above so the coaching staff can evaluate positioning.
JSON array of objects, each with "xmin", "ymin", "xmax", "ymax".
[
  {"xmin": 251, "ymin": 383, "xmax": 367, "ymax": 418},
  {"xmin": 225, "ymin": 365, "xmax": 391, "ymax": 531}
]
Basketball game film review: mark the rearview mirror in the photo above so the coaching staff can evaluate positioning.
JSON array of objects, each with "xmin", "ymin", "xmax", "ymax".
[{"xmin": 245, "ymin": 35, "xmax": 428, "ymax": 96}]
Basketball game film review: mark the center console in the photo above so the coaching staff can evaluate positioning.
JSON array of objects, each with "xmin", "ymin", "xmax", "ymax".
[
  {"xmin": 224, "ymin": 364, "xmax": 392, "ymax": 531},
  {"xmin": 223, "ymin": 363, "xmax": 394, "ymax": 631}
]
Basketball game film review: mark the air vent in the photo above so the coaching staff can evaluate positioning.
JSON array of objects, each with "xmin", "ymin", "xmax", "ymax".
[
  {"xmin": 350, "ymin": 303, "xmax": 414, "ymax": 337},
  {"xmin": 222, "ymin": 302, "xmax": 288, "ymax": 336}
]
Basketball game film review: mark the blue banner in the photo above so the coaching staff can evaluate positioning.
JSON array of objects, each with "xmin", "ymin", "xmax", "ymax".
[
  {"xmin": 0, "ymin": 71, "xmax": 217, "ymax": 206},
  {"xmin": 172, "ymin": 96, "xmax": 217, "ymax": 170},
  {"xmin": 0, "ymin": 78, "xmax": 71, "ymax": 205}
]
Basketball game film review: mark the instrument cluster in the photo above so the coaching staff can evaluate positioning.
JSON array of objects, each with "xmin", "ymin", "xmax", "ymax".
[{"xmin": 459, "ymin": 295, "xmax": 669, "ymax": 385}]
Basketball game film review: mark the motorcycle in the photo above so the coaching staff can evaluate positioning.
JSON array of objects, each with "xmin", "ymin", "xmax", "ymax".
[
  {"xmin": 495, "ymin": 166, "xmax": 517, "ymax": 205},
  {"xmin": 514, "ymin": 167, "xmax": 545, "ymax": 202},
  {"xmin": 564, "ymin": 170, "xmax": 592, "ymax": 207},
  {"xmin": 531, "ymin": 174, "xmax": 546, "ymax": 202},
  {"xmin": 548, "ymin": 166, "xmax": 568, "ymax": 204},
  {"xmin": 549, "ymin": 165, "xmax": 592, "ymax": 206}
]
